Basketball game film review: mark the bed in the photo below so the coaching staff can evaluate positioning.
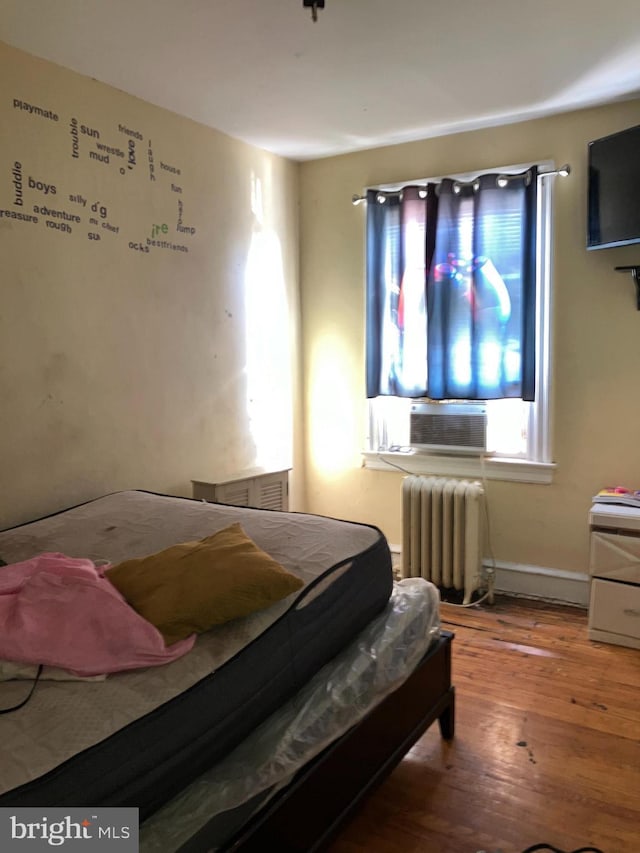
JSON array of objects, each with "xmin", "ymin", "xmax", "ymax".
[{"xmin": 0, "ymin": 490, "xmax": 454, "ymax": 851}]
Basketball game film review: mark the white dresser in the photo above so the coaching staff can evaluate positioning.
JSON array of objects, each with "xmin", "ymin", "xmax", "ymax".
[{"xmin": 588, "ymin": 503, "xmax": 640, "ymax": 650}]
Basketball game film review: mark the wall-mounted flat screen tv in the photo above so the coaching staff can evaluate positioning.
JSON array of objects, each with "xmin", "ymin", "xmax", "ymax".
[{"xmin": 587, "ymin": 123, "xmax": 640, "ymax": 250}]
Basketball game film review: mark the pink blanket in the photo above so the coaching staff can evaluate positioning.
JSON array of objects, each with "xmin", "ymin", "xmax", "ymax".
[{"xmin": 0, "ymin": 552, "xmax": 195, "ymax": 676}]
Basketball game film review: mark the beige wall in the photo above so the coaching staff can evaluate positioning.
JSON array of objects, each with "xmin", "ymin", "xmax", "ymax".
[
  {"xmin": 300, "ymin": 98, "xmax": 640, "ymax": 576},
  {"xmin": 4, "ymin": 37, "xmax": 640, "ymax": 579},
  {"xmin": 0, "ymin": 42, "xmax": 303, "ymax": 528}
]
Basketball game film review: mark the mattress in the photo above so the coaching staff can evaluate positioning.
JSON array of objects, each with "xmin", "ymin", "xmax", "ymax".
[
  {"xmin": 0, "ymin": 490, "xmax": 393, "ymax": 818},
  {"xmin": 140, "ymin": 578, "xmax": 441, "ymax": 852}
]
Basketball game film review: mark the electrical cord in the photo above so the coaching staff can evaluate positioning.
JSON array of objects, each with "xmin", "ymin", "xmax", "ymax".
[
  {"xmin": 424, "ymin": 451, "xmax": 497, "ymax": 609},
  {"xmin": 479, "ymin": 451, "xmax": 497, "ymax": 604},
  {"xmin": 0, "ymin": 665, "xmax": 43, "ymax": 714},
  {"xmin": 374, "ymin": 453, "xmax": 414, "ymax": 475},
  {"xmin": 442, "ymin": 585, "xmax": 493, "ymax": 608}
]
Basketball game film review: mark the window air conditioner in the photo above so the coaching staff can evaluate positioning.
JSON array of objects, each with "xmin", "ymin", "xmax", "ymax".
[{"xmin": 409, "ymin": 402, "xmax": 487, "ymax": 454}]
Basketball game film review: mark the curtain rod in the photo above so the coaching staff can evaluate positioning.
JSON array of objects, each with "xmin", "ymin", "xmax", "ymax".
[{"xmin": 351, "ymin": 163, "xmax": 571, "ymax": 205}]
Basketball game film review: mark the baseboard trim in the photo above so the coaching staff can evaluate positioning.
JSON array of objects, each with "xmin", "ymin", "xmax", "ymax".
[
  {"xmin": 488, "ymin": 560, "xmax": 589, "ymax": 608},
  {"xmin": 390, "ymin": 545, "xmax": 589, "ymax": 608}
]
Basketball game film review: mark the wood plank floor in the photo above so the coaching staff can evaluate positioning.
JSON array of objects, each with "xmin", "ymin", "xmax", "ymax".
[{"xmin": 327, "ymin": 597, "xmax": 640, "ymax": 853}]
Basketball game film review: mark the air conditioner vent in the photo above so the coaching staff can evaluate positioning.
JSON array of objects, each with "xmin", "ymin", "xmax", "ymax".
[{"xmin": 410, "ymin": 402, "xmax": 487, "ymax": 454}]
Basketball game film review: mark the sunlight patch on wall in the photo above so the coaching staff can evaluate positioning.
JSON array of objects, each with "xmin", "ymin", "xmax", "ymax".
[
  {"xmin": 244, "ymin": 174, "xmax": 292, "ymax": 472},
  {"xmin": 308, "ymin": 333, "xmax": 357, "ymax": 476}
]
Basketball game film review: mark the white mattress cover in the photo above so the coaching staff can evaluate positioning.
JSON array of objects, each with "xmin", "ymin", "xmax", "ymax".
[{"xmin": 0, "ymin": 491, "xmax": 383, "ymax": 796}]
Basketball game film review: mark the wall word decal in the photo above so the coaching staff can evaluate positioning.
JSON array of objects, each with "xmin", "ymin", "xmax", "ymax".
[
  {"xmin": 12, "ymin": 161, "xmax": 23, "ymax": 206},
  {"xmin": 13, "ymin": 98, "xmax": 59, "ymax": 122},
  {"xmin": 4, "ymin": 96, "xmax": 201, "ymax": 256}
]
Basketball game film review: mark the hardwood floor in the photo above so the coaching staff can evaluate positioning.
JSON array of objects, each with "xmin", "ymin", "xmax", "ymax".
[{"xmin": 327, "ymin": 597, "xmax": 640, "ymax": 853}]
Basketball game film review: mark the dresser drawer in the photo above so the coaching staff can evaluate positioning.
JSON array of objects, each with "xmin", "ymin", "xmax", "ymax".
[
  {"xmin": 589, "ymin": 577, "xmax": 640, "ymax": 641},
  {"xmin": 589, "ymin": 531, "xmax": 640, "ymax": 583}
]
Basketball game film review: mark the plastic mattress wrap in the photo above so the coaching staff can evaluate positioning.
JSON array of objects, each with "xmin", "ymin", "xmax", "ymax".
[{"xmin": 140, "ymin": 578, "xmax": 441, "ymax": 852}]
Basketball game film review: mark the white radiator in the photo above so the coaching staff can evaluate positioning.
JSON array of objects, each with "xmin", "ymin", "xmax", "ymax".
[{"xmin": 401, "ymin": 475, "xmax": 484, "ymax": 604}]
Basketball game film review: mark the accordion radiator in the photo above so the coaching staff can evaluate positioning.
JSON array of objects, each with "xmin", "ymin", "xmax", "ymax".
[{"xmin": 401, "ymin": 475, "xmax": 484, "ymax": 604}]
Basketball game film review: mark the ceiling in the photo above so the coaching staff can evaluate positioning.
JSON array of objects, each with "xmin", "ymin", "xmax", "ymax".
[{"xmin": 2, "ymin": 0, "xmax": 640, "ymax": 161}]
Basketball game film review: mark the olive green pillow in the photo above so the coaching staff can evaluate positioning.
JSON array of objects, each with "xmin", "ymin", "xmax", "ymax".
[{"xmin": 106, "ymin": 523, "xmax": 303, "ymax": 646}]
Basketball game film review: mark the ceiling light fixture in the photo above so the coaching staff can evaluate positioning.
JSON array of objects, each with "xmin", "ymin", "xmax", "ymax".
[{"xmin": 303, "ymin": 0, "xmax": 325, "ymax": 22}]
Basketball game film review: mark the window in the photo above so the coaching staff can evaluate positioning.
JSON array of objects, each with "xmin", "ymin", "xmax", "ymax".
[{"xmin": 364, "ymin": 163, "xmax": 555, "ymax": 482}]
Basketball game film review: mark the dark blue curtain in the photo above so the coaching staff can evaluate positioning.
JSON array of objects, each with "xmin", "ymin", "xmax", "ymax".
[
  {"xmin": 366, "ymin": 168, "xmax": 537, "ymax": 401},
  {"xmin": 365, "ymin": 184, "xmax": 437, "ymax": 397},
  {"xmin": 426, "ymin": 168, "xmax": 537, "ymax": 400}
]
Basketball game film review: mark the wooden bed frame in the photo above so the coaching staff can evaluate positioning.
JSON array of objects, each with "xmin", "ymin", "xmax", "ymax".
[{"xmin": 180, "ymin": 630, "xmax": 454, "ymax": 852}]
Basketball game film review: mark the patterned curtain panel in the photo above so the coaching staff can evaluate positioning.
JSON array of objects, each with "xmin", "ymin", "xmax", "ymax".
[
  {"xmin": 365, "ymin": 184, "xmax": 437, "ymax": 398},
  {"xmin": 366, "ymin": 168, "xmax": 537, "ymax": 401},
  {"xmin": 426, "ymin": 168, "xmax": 538, "ymax": 400}
]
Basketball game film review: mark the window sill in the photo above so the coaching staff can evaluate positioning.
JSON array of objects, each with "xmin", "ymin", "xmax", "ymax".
[{"xmin": 362, "ymin": 450, "xmax": 555, "ymax": 484}]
